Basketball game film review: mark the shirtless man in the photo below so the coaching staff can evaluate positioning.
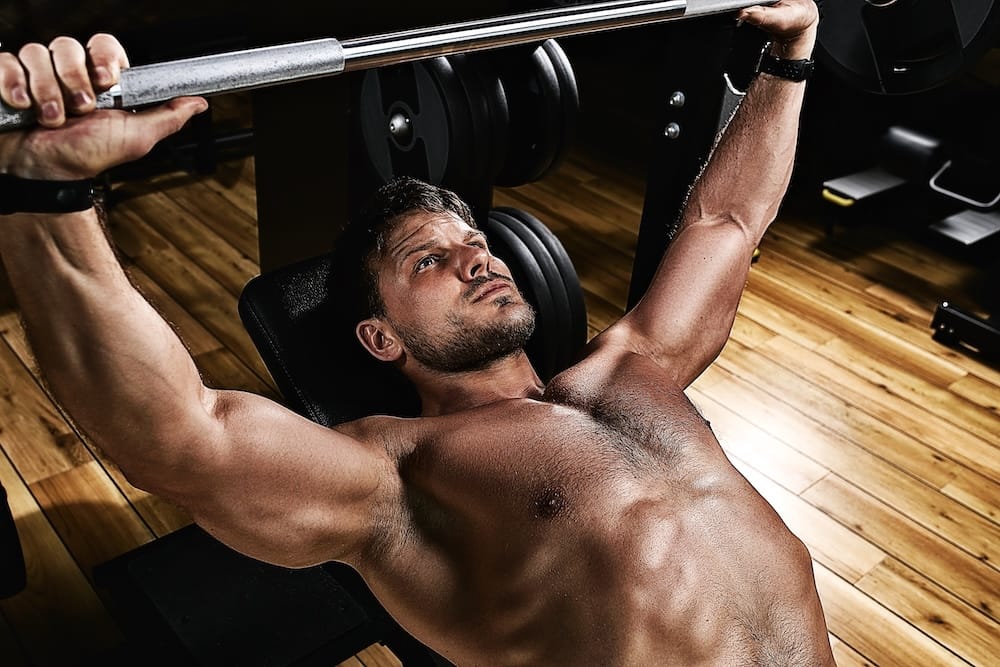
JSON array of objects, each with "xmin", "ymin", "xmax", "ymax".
[{"xmin": 0, "ymin": 0, "xmax": 834, "ymax": 663}]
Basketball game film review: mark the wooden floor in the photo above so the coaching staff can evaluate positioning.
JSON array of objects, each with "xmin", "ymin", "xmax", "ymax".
[{"xmin": 0, "ymin": 127, "xmax": 997, "ymax": 666}]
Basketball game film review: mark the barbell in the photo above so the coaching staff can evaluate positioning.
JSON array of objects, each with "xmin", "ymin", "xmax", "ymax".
[
  {"xmin": 4, "ymin": 0, "xmax": 993, "ymax": 133},
  {"xmin": 0, "ymin": 0, "xmax": 763, "ymax": 133}
]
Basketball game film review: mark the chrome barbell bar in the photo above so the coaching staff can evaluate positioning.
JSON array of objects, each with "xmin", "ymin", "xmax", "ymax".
[{"xmin": 0, "ymin": 0, "xmax": 765, "ymax": 132}]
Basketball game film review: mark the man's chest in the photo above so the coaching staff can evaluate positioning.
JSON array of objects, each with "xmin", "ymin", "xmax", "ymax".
[
  {"xmin": 353, "ymin": 389, "xmax": 745, "ymax": 663},
  {"xmin": 390, "ymin": 390, "xmax": 713, "ymax": 546}
]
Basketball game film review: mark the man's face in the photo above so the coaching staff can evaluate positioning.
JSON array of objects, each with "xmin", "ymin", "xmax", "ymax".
[{"xmin": 366, "ymin": 211, "xmax": 535, "ymax": 373}]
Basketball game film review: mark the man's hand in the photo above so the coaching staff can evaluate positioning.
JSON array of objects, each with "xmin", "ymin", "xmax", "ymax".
[
  {"xmin": 0, "ymin": 34, "xmax": 207, "ymax": 181},
  {"xmin": 738, "ymin": 0, "xmax": 820, "ymax": 59}
]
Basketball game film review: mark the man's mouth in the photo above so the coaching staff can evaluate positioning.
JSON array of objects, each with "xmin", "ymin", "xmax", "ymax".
[{"xmin": 470, "ymin": 278, "xmax": 512, "ymax": 302}]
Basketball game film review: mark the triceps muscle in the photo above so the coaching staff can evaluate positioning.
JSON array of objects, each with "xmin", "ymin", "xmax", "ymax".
[{"xmin": 618, "ymin": 218, "xmax": 756, "ymax": 386}]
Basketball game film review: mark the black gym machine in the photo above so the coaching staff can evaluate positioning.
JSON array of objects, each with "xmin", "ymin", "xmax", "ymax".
[{"xmin": 812, "ymin": 0, "xmax": 1000, "ymax": 362}]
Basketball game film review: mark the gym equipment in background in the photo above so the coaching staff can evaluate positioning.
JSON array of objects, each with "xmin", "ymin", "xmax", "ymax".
[
  {"xmin": 809, "ymin": 0, "xmax": 1000, "ymax": 362},
  {"xmin": 492, "ymin": 39, "xmax": 580, "ymax": 187},
  {"xmin": 820, "ymin": 125, "xmax": 945, "ymax": 231},
  {"xmin": 356, "ymin": 39, "xmax": 578, "ymax": 214},
  {"xmin": 932, "ymin": 302, "xmax": 1000, "ymax": 363},
  {"xmin": 926, "ymin": 147, "xmax": 1000, "ymax": 358},
  {"xmin": 0, "ymin": 0, "xmax": 773, "ymax": 272},
  {"xmin": 0, "ymin": 481, "xmax": 26, "ymax": 599},
  {"xmin": 620, "ymin": 0, "xmax": 1000, "ymax": 359},
  {"xmin": 821, "ymin": 124, "xmax": 1000, "ymax": 360},
  {"xmin": 0, "ymin": 0, "xmax": 765, "ymax": 134},
  {"xmin": 816, "ymin": 0, "xmax": 1000, "ymax": 95},
  {"xmin": 822, "ymin": 124, "xmax": 1000, "ymax": 245}
]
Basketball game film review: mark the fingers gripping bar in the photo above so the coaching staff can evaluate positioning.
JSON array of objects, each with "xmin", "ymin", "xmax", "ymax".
[
  {"xmin": 0, "ymin": 39, "xmax": 347, "ymax": 133},
  {"xmin": 0, "ymin": 0, "xmax": 765, "ymax": 133}
]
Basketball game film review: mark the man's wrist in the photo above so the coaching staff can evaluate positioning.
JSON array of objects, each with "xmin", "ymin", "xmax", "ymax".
[
  {"xmin": 768, "ymin": 34, "xmax": 816, "ymax": 61},
  {"xmin": 758, "ymin": 52, "xmax": 814, "ymax": 82},
  {"xmin": 756, "ymin": 32, "xmax": 817, "ymax": 83},
  {"xmin": 0, "ymin": 173, "xmax": 96, "ymax": 216}
]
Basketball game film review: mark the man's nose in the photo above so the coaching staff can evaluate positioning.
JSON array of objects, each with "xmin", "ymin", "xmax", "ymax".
[{"xmin": 459, "ymin": 244, "xmax": 491, "ymax": 280}]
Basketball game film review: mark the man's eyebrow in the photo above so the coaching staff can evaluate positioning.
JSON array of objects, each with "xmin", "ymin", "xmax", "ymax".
[
  {"xmin": 465, "ymin": 230, "xmax": 487, "ymax": 244},
  {"xmin": 397, "ymin": 238, "xmax": 440, "ymax": 264},
  {"xmin": 396, "ymin": 230, "xmax": 488, "ymax": 264}
]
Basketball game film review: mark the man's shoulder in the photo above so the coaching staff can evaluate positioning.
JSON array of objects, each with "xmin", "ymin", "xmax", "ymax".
[
  {"xmin": 331, "ymin": 413, "xmax": 417, "ymax": 460},
  {"xmin": 552, "ymin": 326, "xmax": 678, "ymax": 389}
]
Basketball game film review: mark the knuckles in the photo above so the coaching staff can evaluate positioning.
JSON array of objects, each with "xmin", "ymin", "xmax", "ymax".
[
  {"xmin": 48, "ymin": 35, "xmax": 83, "ymax": 52},
  {"xmin": 17, "ymin": 42, "xmax": 48, "ymax": 62},
  {"xmin": 86, "ymin": 33, "xmax": 129, "ymax": 68}
]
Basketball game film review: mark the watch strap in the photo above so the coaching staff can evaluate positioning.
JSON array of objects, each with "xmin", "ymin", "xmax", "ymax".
[
  {"xmin": 758, "ymin": 52, "xmax": 815, "ymax": 82},
  {"xmin": 0, "ymin": 173, "xmax": 95, "ymax": 215}
]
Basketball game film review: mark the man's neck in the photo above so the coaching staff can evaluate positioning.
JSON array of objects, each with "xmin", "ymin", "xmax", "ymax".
[{"xmin": 411, "ymin": 351, "xmax": 544, "ymax": 417}]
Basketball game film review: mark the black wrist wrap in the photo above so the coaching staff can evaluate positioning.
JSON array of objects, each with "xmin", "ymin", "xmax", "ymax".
[{"xmin": 0, "ymin": 173, "xmax": 95, "ymax": 215}]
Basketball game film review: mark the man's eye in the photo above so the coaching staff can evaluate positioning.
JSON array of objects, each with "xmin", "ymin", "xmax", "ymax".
[{"xmin": 416, "ymin": 255, "xmax": 438, "ymax": 271}]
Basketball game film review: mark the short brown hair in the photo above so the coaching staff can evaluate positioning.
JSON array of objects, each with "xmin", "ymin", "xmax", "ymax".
[{"xmin": 333, "ymin": 177, "xmax": 476, "ymax": 320}]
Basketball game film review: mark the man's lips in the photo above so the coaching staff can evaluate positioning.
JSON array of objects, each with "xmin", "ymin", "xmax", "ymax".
[{"xmin": 471, "ymin": 279, "xmax": 512, "ymax": 302}]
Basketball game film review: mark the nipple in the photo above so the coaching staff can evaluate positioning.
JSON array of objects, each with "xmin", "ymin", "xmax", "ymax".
[{"xmin": 534, "ymin": 487, "xmax": 567, "ymax": 519}]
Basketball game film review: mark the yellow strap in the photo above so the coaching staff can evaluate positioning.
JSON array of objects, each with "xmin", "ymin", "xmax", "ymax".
[{"xmin": 821, "ymin": 188, "xmax": 855, "ymax": 208}]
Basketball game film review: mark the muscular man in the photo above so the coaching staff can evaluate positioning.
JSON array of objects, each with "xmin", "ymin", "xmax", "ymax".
[{"xmin": 0, "ymin": 1, "xmax": 835, "ymax": 663}]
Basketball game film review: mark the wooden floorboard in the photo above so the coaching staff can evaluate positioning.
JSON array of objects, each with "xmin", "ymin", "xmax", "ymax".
[{"xmin": 0, "ymin": 129, "xmax": 997, "ymax": 665}]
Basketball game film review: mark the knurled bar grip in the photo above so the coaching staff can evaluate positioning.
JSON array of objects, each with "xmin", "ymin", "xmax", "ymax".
[
  {"xmin": 0, "ymin": 39, "xmax": 346, "ymax": 132},
  {"xmin": 0, "ymin": 0, "xmax": 765, "ymax": 133}
]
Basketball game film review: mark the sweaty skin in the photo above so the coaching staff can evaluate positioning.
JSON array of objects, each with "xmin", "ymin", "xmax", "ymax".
[{"xmin": 0, "ymin": 2, "xmax": 835, "ymax": 664}]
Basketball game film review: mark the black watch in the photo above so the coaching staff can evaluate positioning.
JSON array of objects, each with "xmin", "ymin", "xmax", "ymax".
[{"xmin": 757, "ymin": 52, "xmax": 815, "ymax": 82}]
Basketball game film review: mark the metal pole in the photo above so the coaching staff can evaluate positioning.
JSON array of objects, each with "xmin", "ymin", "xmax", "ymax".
[
  {"xmin": 0, "ymin": 0, "xmax": 769, "ymax": 133},
  {"xmin": 340, "ymin": 0, "xmax": 687, "ymax": 71}
]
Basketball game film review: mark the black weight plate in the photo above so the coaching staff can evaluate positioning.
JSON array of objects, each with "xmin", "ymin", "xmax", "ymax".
[
  {"xmin": 495, "ymin": 206, "xmax": 587, "ymax": 360},
  {"xmin": 490, "ymin": 208, "xmax": 575, "ymax": 377},
  {"xmin": 540, "ymin": 39, "xmax": 579, "ymax": 177},
  {"xmin": 358, "ymin": 58, "xmax": 478, "ymax": 192},
  {"xmin": 443, "ymin": 53, "xmax": 493, "ymax": 190},
  {"xmin": 522, "ymin": 42, "xmax": 563, "ymax": 184},
  {"xmin": 494, "ymin": 42, "xmax": 564, "ymax": 187},
  {"xmin": 480, "ymin": 57, "xmax": 511, "ymax": 182},
  {"xmin": 423, "ymin": 57, "xmax": 479, "ymax": 195},
  {"xmin": 360, "ymin": 63, "xmax": 450, "ymax": 185},
  {"xmin": 482, "ymin": 212, "xmax": 559, "ymax": 381},
  {"xmin": 450, "ymin": 52, "xmax": 509, "ymax": 184},
  {"xmin": 817, "ymin": 0, "xmax": 1000, "ymax": 94}
]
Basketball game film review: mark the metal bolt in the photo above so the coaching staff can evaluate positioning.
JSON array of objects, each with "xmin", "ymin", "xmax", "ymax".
[
  {"xmin": 664, "ymin": 122, "xmax": 681, "ymax": 139},
  {"xmin": 388, "ymin": 111, "xmax": 410, "ymax": 135},
  {"xmin": 668, "ymin": 91, "xmax": 686, "ymax": 108},
  {"xmin": 387, "ymin": 110, "xmax": 414, "ymax": 146}
]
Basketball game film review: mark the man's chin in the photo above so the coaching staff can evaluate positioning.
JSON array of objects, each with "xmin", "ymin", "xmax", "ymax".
[{"xmin": 388, "ymin": 296, "xmax": 537, "ymax": 374}]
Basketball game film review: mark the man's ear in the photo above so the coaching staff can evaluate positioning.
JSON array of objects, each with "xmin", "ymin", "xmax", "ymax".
[{"xmin": 356, "ymin": 318, "xmax": 403, "ymax": 363}]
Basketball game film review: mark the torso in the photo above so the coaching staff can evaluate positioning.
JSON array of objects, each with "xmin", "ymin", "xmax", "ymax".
[{"xmin": 337, "ymin": 350, "xmax": 834, "ymax": 666}]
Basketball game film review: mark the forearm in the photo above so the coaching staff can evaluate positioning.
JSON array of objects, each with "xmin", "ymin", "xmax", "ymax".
[
  {"xmin": 0, "ymin": 207, "xmax": 213, "ymax": 485},
  {"xmin": 680, "ymin": 40, "xmax": 812, "ymax": 244},
  {"xmin": 615, "ymin": 7, "xmax": 817, "ymax": 386}
]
